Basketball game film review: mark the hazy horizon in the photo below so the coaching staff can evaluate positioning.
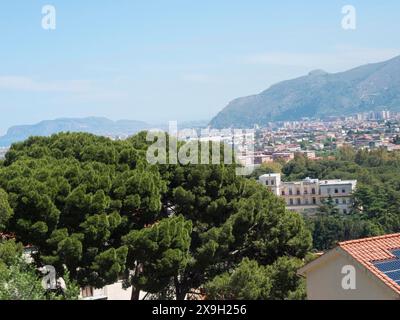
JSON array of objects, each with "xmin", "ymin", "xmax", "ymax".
[{"xmin": 1, "ymin": 1, "xmax": 400, "ymax": 134}]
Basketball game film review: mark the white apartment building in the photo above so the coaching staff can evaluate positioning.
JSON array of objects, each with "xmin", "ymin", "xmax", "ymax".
[{"xmin": 259, "ymin": 173, "xmax": 357, "ymax": 215}]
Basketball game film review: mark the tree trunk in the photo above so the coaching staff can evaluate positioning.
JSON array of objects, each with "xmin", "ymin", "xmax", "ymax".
[
  {"xmin": 174, "ymin": 276, "xmax": 187, "ymax": 300},
  {"xmin": 130, "ymin": 264, "xmax": 142, "ymax": 300},
  {"xmin": 176, "ymin": 289, "xmax": 186, "ymax": 301},
  {"xmin": 130, "ymin": 286, "xmax": 140, "ymax": 300}
]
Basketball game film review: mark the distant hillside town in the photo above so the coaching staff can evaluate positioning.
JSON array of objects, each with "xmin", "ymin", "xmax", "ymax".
[
  {"xmin": 233, "ymin": 110, "xmax": 400, "ymax": 167},
  {"xmin": 2, "ymin": 111, "xmax": 400, "ymax": 165}
]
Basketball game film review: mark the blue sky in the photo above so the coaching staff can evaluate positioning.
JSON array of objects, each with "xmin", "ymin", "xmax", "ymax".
[{"xmin": 0, "ymin": 0, "xmax": 399, "ymax": 133}]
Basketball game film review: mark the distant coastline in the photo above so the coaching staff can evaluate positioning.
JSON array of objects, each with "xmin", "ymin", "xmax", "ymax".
[{"xmin": 0, "ymin": 117, "xmax": 210, "ymax": 148}]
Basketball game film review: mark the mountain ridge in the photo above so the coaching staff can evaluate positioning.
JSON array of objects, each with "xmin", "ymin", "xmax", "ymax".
[
  {"xmin": 0, "ymin": 117, "xmax": 150, "ymax": 147},
  {"xmin": 210, "ymin": 55, "xmax": 400, "ymax": 128},
  {"xmin": 0, "ymin": 117, "xmax": 211, "ymax": 147}
]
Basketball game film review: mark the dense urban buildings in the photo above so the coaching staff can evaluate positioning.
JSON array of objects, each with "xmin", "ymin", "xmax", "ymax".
[
  {"xmin": 177, "ymin": 111, "xmax": 400, "ymax": 168},
  {"xmin": 253, "ymin": 110, "xmax": 400, "ymax": 157}
]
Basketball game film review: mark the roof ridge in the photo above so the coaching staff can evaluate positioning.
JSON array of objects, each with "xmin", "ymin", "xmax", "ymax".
[{"xmin": 339, "ymin": 233, "xmax": 400, "ymax": 246}]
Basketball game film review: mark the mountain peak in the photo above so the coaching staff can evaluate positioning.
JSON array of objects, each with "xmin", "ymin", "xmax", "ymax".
[
  {"xmin": 308, "ymin": 69, "xmax": 329, "ymax": 76},
  {"xmin": 210, "ymin": 55, "xmax": 400, "ymax": 128}
]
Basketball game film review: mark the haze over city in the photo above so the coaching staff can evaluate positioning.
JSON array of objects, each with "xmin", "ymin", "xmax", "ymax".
[{"xmin": 1, "ymin": 0, "xmax": 400, "ymax": 134}]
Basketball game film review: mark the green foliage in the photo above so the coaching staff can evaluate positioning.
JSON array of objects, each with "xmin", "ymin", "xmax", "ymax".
[
  {"xmin": 0, "ymin": 188, "xmax": 13, "ymax": 230},
  {"xmin": 0, "ymin": 132, "xmax": 313, "ymax": 300},
  {"xmin": 267, "ymin": 256, "xmax": 306, "ymax": 300},
  {"xmin": 91, "ymin": 246, "xmax": 128, "ymax": 288},
  {"xmin": 0, "ymin": 240, "xmax": 23, "ymax": 271},
  {"xmin": 0, "ymin": 257, "xmax": 46, "ymax": 300},
  {"xmin": 306, "ymin": 214, "xmax": 382, "ymax": 251},
  {"xmin": 123, "ymin": 215, "xmax": 192, "ymax": 295},
  {"xmin": 166, "ymin": 171, "xmax": 311, "ymax": 299},
  {"xmin": 0, "ymin": 133, "xmax": 165, "ymax": 288},
  {"xmin": 205, "ymin": 258, "xmax": 272, "ymax": 300},
  {"xmin": 248, "ymin": 162, "xmax": 283, "ymax": 179},
  {"xmin": 0, "ymin": 240, "xmax": 79, "ymax": 300},
  {"xmin": 205, "ymin": 257, "xmax": 305, "ymax": 300},
  {"xmin": 284, "ymin": 147, "xmax": 400, "ymax": 250},
  {"xmin": 318, "ymin": 196, "xmax": 339, "ymax": 216}
]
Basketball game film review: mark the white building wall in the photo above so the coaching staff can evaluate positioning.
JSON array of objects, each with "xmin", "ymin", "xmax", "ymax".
[
  {"xmin": 81, "ymin": 282, "xmax": 148, "ymax": 300},
  {"xmin": 304, "ymin": 251, "xmax": 399, "ymax": 300},
  {"xmin": 258, "ymin": 174, "xmax": 357, "ymax": 214}
]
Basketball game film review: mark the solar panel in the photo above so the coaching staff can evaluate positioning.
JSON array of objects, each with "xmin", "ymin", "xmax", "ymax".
[
  {"xmin": 386, "ymin": 270, "xmax": 400, "ymax": 281},
  {"xmin": 391, "ymin": 249, "xmax": 400, "ymax": 258},
  {"xmin": 373, "ymin": 250, "xmax": 400, "ymax": 284},
  {"xmin": 374, "ymin": 259, "xmax": 400, "ymax": 273}
]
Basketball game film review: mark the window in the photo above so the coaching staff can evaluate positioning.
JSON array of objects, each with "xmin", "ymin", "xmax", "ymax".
[
  {"xmin": 335, "ymin": 189, "xmax": 339, "ymax": 194},
  {"xmin": 312, "ymin": 198, "xmax": 316, "ymax": 205},
  {"xmin": 327, "ymin": 188, "xmax": 331, "ymax": 194},
  {"xmin": 296, "ymin": 189, "xmax": 300, "ymax": 195},
  {"xmin": 271, "ymin": 180, "xmax": 274, "ymax": 185},
  {"xmin": 304, "ymin": 189, "xmax": 308, "ymax": 195},
  {"xmin": 289, "ymin": 199, "xmax": 294, "ymax": 205},
  {"xmin": 305, "ymin": 199, "xmax": 309, "ymax": 205},
  {"xmin": 312, "ymin": 188, "xmax": 316, "ymax": 195},
  {"xmin": 297, "ymin": 198, "xmax": 301, "ymax": 205},
  {"xmin": 342, "ymin": 189, "xmax": 346, "ymax": 193},
  {"xmin": 265, "ymin": 180, "xmax": 269, "ymax": 186},
  {"xmin": 335, "ymin": 199, "xmax": 339, "ymax": 204},
  {"xmin": 343, "ymin": 199, "xmax": 347, "ymax": 204},
  {"xmin": 289, "ymin": 189, "xmax": 293, "ymax": 195}
]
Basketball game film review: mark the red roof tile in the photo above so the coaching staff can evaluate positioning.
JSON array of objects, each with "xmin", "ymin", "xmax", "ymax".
[{"xmin": 339, "ymin": 233, "xmax": 400, "ymax": 294}]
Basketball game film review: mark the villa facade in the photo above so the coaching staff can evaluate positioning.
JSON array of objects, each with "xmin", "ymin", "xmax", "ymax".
[{"xmin": 259, "ymin": 173, "xmax": 357, "ymax": 215}]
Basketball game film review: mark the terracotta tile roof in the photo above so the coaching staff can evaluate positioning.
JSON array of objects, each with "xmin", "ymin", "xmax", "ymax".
[{"xmin": 339, "ymin": 233, "xmax": 400, "ymax": 294}]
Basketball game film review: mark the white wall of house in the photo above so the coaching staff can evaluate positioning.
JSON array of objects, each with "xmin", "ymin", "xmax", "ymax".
[
  {"xmin": 81, "ymin": 282, "xmax": 149, "ymax": 300},
  {"xmin": 103, "ymin": 282, "xmax": 133, "ymax": 300},
  {"xmin": 303, "ymin": 250, "xmax": 399, "ymax": 300},
  {"xmin": 259, "ymin": 174, "xmax": 281, "ymax": 196}
]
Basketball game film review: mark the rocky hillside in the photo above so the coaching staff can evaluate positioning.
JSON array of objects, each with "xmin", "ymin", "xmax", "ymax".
[{"xmin": 210, "ymin": 55, "xmax": 400, "ymax": 128}]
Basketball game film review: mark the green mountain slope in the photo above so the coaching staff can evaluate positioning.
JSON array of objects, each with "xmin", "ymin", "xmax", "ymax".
[{"xmin": 210, "ymin": 55, "xmax": 400, "ymax": 128}]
